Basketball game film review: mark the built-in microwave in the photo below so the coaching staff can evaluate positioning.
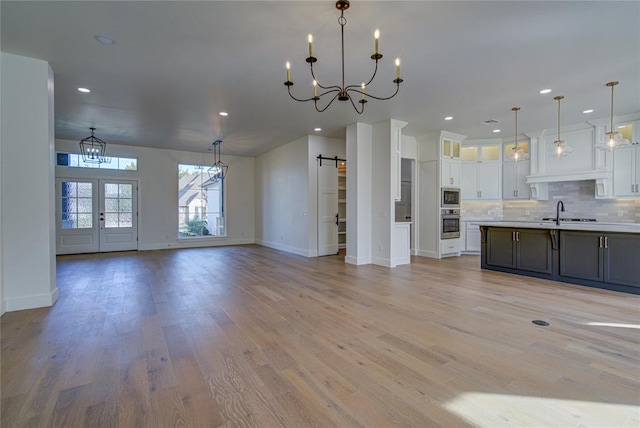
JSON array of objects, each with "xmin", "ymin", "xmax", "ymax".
[{"xmin": 441, "ymin": 187, "xmax": 460, "ymax": 208}]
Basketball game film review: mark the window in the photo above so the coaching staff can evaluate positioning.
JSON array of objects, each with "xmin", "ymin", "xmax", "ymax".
[
  {"xmin": 61, "ymin": 181, "xmax": 93, "ymax": 229},
  {"xmin": 178, "ymin": 164, "xmax": 225, "ymax": 238},
  {"xmin": 103, "ymin": 183, "xmax": 133, "ymax": 228},
  {"xmin": 57, "ymin": 153, "xmax": 138, "ymax": 170}
]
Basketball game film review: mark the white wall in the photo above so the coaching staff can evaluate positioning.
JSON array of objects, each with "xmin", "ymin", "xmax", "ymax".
[
  {"xmin": 1, "ymin": 53, "xmax": 58, "ymax": 313},
  {"xmin": 254, "ymin": 135, "xmax": 346, "ymax": 257},
  {"xmin": 255, "ymin": 136, "xmax": 310, "ymax": 256},
  {"xmin": 55, "ymin": 139, "xmax": 255, "ymax": 250}
]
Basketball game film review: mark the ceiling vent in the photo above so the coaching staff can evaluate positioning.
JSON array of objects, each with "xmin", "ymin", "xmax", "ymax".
[{"xmin": 482, "ymin": 119, "xmax": 499, "ymax": 125}]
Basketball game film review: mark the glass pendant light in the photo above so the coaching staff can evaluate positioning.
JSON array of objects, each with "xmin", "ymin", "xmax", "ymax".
[
  {"xmin": 506, "ymin": 107, "xmax": 529, "ymax": 163},
  {"xmin": 597, "ymin": 81, "xmax": 630, "ymax": 151},
  {"xmin": 548, "ymin": 95, "xmax": 573, "ymax": 158}
]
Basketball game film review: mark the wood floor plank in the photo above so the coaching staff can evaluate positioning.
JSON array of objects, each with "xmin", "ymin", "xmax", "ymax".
[{"xmin": 2, "ymin": 245, "xmax": 638, "ymax": 427}]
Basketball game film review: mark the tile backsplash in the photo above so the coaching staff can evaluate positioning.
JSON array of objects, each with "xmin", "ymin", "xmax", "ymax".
[{"xmin": 462, "ymin": 181, "xmax": 639, "ymax": 223}]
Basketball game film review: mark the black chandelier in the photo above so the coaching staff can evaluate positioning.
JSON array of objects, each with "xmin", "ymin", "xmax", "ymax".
[
  {"xmin": 79, "ymin": 127, "xmax": 107, "ymax": 164},
  {"xmin": 207, "ymin": 140, "xmax": 228, "ymax": 183},
  {"xmin": 284, "ymin": 0, "xmax": 403, "ymax": 114}
]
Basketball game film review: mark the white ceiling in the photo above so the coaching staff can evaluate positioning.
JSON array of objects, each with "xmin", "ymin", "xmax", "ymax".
[{"xmin": 2, "ymin": 1, "xmax": 639, "ymax": 157}]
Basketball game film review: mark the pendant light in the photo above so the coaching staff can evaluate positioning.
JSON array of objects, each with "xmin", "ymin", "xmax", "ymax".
[
  {"xmin": 597, "ymin": 81, "xmax": 630, "ymax": 151},
  {"xmin": 207, "ymin": 140, "xmax": 228, "ymax": 183},
  {"xmin": 548, "ymin": 95, "xmax": 573, "ymax": 158},
  {"xmin": 506, "ymin": 107, "xmax": 529, "ymax": 163},
  {"xmin": 79, "ymin": 127, "xmax": 107, "ymax": 163}
]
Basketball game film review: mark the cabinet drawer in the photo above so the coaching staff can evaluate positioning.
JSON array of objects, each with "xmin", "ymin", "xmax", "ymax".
[{"xmin": 440, "ymin": 239, "xmax": 460, "ymax": 255}]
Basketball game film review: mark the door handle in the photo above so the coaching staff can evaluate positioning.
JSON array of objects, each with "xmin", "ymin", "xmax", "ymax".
[
  {"xmin": 604, "ymin": 236, "xmax": 608, "ymax": 249},
  {"xmin": 512, "ymin": 231, "xmax": 516, "ymax": 241},
  {"xmin": 516, "ymin": 231, "xmax": 520, "ymax": 241},
  {"xmin": 599, "ymin": 236, "xmax": 603, "ymax": 248},
  {"xmin": 335, "ymin": 213, "xmax": 339, "ymax": 226}
]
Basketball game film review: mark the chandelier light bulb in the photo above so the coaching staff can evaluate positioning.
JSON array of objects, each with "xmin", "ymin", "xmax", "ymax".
[
  {"xmin": 313, "ymin": 79, "xmax": 318, "ymax": 97},
  {"xmin": 395, "ymin": 58, "xmax": 401, "ymax": 79},
  {"xmin": 308, "ymin": 34, "xmax": 313, "ymax": 57},
  {"xmin": 286, "ymin": 61, "xmax": 291, "ymax": 82},
  {"xmin": 374, "ymin": 29, "xmax": 380, "ymax": 55}
]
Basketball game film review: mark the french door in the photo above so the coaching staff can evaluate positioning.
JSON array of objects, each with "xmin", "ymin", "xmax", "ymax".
[{"xmin": 56, "ymin": 178, "xmax": 138, "ymax": 254}]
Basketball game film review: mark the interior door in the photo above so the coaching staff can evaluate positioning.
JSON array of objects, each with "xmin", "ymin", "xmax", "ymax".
[
  {"xmin": 99, "ymin": 180, "xmax": 138, "ymax": 252},
  {"xmin": 56, "ymin": 178, "xmax": 138, "ymax": 254},
  {"xmin": 318, "ymin": 161, "xmax": 338, "ymax": 256}
]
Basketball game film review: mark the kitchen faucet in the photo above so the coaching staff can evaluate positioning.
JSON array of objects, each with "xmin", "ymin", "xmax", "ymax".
[{"xmin": 556, "ymin": 200, "xmax": 565, "ymax": 225}]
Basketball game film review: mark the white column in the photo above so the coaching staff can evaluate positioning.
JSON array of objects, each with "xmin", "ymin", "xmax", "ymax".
[
  {"xmin": 1, "ymin": 52, "xmax": 58, "ymax": 312},
  {"xmin": 345, "ymin": 123, "xmax": 372, "ymax": 265},
  {"xmin": 371, "ymin": 119, "xmax": 407, "ymax": 267}
]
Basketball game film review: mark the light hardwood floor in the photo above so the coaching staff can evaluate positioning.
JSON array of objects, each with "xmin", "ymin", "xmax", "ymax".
[{"xmin": 2, "ymin": 245, "xmax": 639, "ymax": 427}]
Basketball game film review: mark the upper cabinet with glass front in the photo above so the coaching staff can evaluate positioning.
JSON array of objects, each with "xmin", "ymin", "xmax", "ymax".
[
  {"xmin": 442, "ymin": 138, "xmax": 461, "ymax": 159},
  {"xmin": 461, "ymin": 142, "xmax": 501, "ymax": 163}
]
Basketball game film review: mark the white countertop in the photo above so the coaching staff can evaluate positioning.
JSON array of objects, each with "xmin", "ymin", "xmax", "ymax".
[{"xmin": 475, "ymin": 221, "xmax": 640, "ymax": 234}]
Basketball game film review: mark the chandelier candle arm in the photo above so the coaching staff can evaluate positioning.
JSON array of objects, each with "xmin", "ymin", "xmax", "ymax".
[{"xmin": 283, "ymin": 0, "xmax": 402, "ymax": 114}]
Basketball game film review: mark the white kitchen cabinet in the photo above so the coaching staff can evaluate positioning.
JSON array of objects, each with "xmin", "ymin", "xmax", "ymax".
[
  {"xmin": 613, "ymin": 143, "xmax": 640, "ymax": 197},
  {"xmin": 440, "ymin": 238, "xmax": 460, "ymax": 256},
  {"xmin": 442, "ymin": 138, "xmax": 461, "ymax": 160},
  {"xmin": 463, "ymin": 222, "xmax": 481, "ymax": 254},
  {"xmin": 461, "ymin": 162, "xmax": 501, "ymax": 200},
  {"xmin": 503, "ymin": 160, "xmax": 530, "ymax": 200},
  {"xmin": 441, "ymin": 158, "xmax": 460, "ymax": 187}
]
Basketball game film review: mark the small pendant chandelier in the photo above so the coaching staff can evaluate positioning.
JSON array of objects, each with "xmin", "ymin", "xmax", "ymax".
[
  {"xmin": 79, "ymin": 127, "xmax": 107, "ymax": 164},
  {"xmin": 207, "ymin": 140, "xmax": 228, "ymax": 183},
  {"xmin": 506, "ymin": 107, "xmax": 529, "ymax": 163},
  {"xmin": 284, "ymin": 0, "xmax": 403, "ymax": 114},
  {"xmin": 548, "ymin": 95, "xmax": 573, "ymax": 158},
  {"xmin": 597, "ymin": 80, "xmax": 630, "ymax": 151}
]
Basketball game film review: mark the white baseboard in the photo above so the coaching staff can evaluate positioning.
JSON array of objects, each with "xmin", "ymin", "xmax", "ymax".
[
  {"xmin": 139, "ymin": 238, "xmax": 254, "ymax": 251},
  {"xmin": 416, "ymin": 249, "xmax": 439, "ymax": 258},
  {"xmin": 344, "ymin": 255, "xmax": 372, "ymax": 265},
  {"xmin": 372, "ymin": 257, "xmax": 392, "ymax": 268},
  {"xmin": 4, "ymin": 288, "xmax": 59, "ymax": 312},
  {"xmin": 256, "ymin": 240, "xmax": 314, "ymax": 257}
]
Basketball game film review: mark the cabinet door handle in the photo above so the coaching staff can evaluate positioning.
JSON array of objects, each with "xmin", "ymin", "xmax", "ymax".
[
  {"xmin": 599, "ymin": 236, "xmax": 603, "ymax": 248},
  {"xmin": 336, "ymin": 213, "xmax": 339, "ymax": 226},
  {"xmin": 512, "ymin": 231, "xmax": 516, "ymax": 241},
  {"xmin": 604, "ymin": 236, "xmax": 608, "ymax": 249},
  {"xmin": 516, "ymin": 231, "xmax": 520, "ymax": 241}
]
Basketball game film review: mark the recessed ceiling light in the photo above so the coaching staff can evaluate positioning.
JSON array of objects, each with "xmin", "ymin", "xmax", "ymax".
[
  {"xmin": 314, "ymin": 127, "xmax": 322, "ymax": 132},
  {"xmin": 94, "ymin": 34, "xmax": 116, "ymax": 45},
  {"xmin": 582, "ymin": 109, "xmax": 594, "ymax": 114},
  {"xmin": 444, "ymin": 116, "xmax": 453, "ymax": 121},
  {"xmin": 77, "ymin": 87, "xmax": 90, "ymax": 93},
  {"xmin": 539, "ymin": 89, "xmax": 552, "ymax": 94},
  {"xmin": 219, "ymin": 112, "xmax": 228, "ymax": 116},
  {"xmin": 492, "ymin": 129, "xmax": 501, "ymax": 133}
]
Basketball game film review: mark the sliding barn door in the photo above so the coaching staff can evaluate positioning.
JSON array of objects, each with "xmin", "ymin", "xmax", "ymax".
[{"xmin": 317, "ymin": 161, "xmax": 338, "ymax": 256}]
